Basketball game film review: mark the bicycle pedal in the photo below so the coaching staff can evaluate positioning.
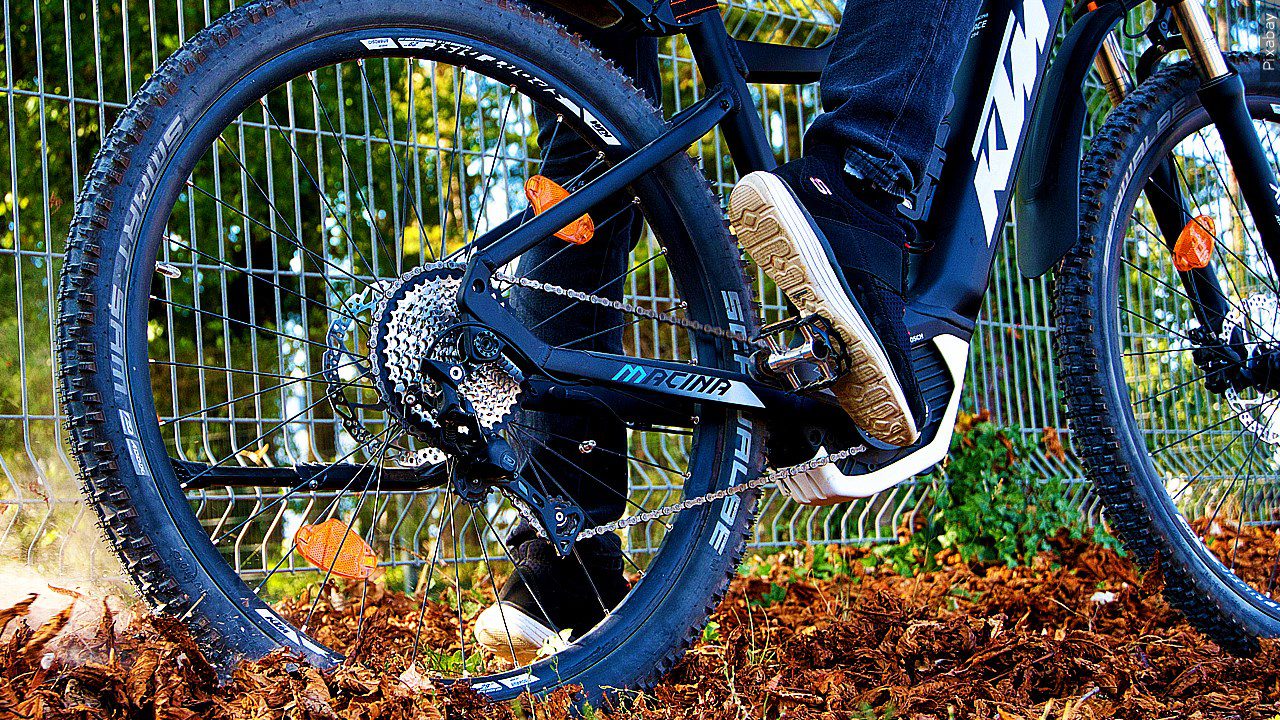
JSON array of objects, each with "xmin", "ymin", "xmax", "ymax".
[{"xmin": 752, "ymin": 314, "xmax": 850, "ymax": 391}]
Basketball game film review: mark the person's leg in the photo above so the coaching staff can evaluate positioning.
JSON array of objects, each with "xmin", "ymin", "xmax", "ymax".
[
  {"xmin": 509, "ymin": 18, "xmax": 658, "ymax": 535},
  {"xmin": 729, "ymin": 0, "xmax": 983, "ymax": 448},
  {"xmin": 805, "ymin": 0, "xmax": 985, "ymax": 198},
  {"xmin": 475, "ymin": 11, "xmax": 660, "ymax": 662}
]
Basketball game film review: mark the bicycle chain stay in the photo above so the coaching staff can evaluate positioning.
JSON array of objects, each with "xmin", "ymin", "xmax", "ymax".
[{"xmin": 490, "ymin": 270, "xmax": 868, "ymax": 545}]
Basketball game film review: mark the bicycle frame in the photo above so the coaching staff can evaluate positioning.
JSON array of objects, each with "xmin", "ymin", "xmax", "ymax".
[{"xmin": 454, "ymin": 0, "xmax": 1278, "ymax": 470}]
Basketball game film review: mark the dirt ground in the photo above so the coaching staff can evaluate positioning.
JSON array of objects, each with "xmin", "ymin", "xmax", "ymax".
[{"xmin": 2, "ymin": 532, "xmax": 1278, "ymax": 720}]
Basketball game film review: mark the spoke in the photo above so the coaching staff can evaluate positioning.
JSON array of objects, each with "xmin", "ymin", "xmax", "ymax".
[
  {"xmin": 248, "ymin": 430, "xmax": 400, "ymax": 593},
  {"xmin": 236, "ymin": 112, "xmax": 381, "ymax": 280},
  {"xmin": 184, "ymin": 180, "xmax": 375, "ymax": 292},
  {"xmin": 509, "ymin": 419, "xmax": 685, "ymax": 477},
  {"xmin": 1170, "ymin": 424, "xmax": 1249, "ymax": 502},
  {"xmin": 1129, "ymin": 362, "xmax": 1249, "ymax": 408},
  {"xmin": 214, "ymin": 425, "xmax": 398, "ymax": 547},
  {"xmin": 1194, "ymin": 129, "xmax": 1279, "ymax": 292},
  {"xmin": 350, "ymin": 444, "xmax": 392, "ymax": 657},
  {"xmin": 1137, "ymin": 162, "xmax": 1258, "ymax": 318},
  {"xmin": 522, "ymin": 242, "xmax": 665, "ymax": 337},
  {"xmin": 182, "ymin": 391, "xmax": 348, "ymax": 490},
  {"xmin": 302, "ymin": 431, "xmax": 399, "ymax": 632},
  {"xmin": 465, "ymin": 89, "xmax": 520, "ymax": 260},
  {"xmin": 151, "ymin": 358, "xmax": 343, "ymax": 381},
  {"xmin": 296, "ymin": 68, "xmax": 403, "ymax": 269},
  {"xmin": 1205, "ymin": 429, "xmax": 1264, "ymax": 537},
  {"xmin": 470, "ymin": 506, "xmax": 521, "ymax": 671},
  {"xmin": 1167, "ymin": 152, "xmax": 1278, "ymax": 297},
  {"xmin": 408, "ymin": 491, "xmax": 453, "ymax": 668},
  {"xmin": 1148, "ymin": 399, "xmax": 1271, "ymax": 456},
  {"xmin": 1127, "ymin": 217, "xmax": 1233, "ymax": 310},
  {"xmin": 440, "ymin": 67, "xmax": 466, "ymax": 260},
  {"xmin": 151, "ymin": 294, "xmax": 357, "ymax": 356},
  {"xmin": 475, "ymin": 505, "xmax": 568, "ymax": 634},
  {"xmin": 1117, "ymin": 304, "xmax": 1253, "ymax": 348},
  {"xmin": 508, "ymin": 425, "xmax": 653, "ymax": 519},
  {"xmin": 164, "ymin": 231, "xmax": 369, "ymax": 328},
  {"xmin": 499, "ymin": 200, "xmax": 642, "ymax": 289},
  {"xmin": 159, "ymin": 358, "xmax": 366, "ymax": 427},
  {"xmin": 516, "ymin": 446, "xmax": 646, "ymax": 577},
  {"xmin": 444, "ymin": 464, "xmax": 470, "ymax": 676},
  {"xmin": 517, "ymin": 453, "xmax": 618, "ymax": 615}
]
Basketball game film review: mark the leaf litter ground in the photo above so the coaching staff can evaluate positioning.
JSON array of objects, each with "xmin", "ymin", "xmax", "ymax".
[{"xmin": 2, "ymin": 532, "xmax": 1278, "ymax": 719}]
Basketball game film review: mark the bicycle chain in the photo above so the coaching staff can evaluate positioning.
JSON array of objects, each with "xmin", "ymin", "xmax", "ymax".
[
  {"xmin": 577, "ymin": 444, "xmax": 866, "ymax": 540},
  {"xmin": 492, "ymin": 269, "xmax": 868, "ymax": 540},
  {"xmin": 493, "ymin": 271, "xmax": 772, "ymax": 350}
]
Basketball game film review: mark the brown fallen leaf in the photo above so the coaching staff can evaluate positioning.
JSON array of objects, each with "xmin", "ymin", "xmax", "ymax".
[
  {"xmin": 1042, "ymin": 426, "xmax": 1067, "ymax": 462},
  {"xmin": 0, "ymin": 594, "xmax": 36, "ymax": 634},
  {"xmin": 19, "ymin": 604, "xmax": 71, "ymax": 667}
]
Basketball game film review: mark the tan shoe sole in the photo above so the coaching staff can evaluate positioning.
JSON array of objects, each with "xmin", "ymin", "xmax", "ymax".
[{"xmin": 729, "ymin": 171, "xmax": 919, "ymax": 446}]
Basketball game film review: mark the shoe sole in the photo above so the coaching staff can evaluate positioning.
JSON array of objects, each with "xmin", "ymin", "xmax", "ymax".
[
  {"xmin": 473, "ymin": 602, "xmax": 558, "ymax": 665},
  {"xmin": 728, "ymin": 171, "xmax": 919, "ymax": 446}
]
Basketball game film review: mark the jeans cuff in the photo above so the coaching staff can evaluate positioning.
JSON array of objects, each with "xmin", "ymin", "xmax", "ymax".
[{"xmin": 843, "ymin": 145, "xmax": 914, "ymax": 199}]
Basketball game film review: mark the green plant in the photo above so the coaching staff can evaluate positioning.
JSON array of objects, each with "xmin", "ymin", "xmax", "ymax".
[
  {"xmin": 750, "ymin": 582, "xmax": 788, "ymax": 608},
  {"xmin": 701, "ymin": 620, "xmax": 721, "ymax": 644},
  {"xmin": 875, "ymin": 412, "xmax": 1120, "ymax": 574},
  {"xmin": 804, "ymin": 544, "xmax": 840, "ymax": 580}
]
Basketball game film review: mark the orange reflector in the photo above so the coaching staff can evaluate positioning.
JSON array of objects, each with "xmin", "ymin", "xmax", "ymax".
[
  {"xmin": 295, "ymin": 518, "xmax": 380, "ymax": 581},
  {"xmin": 524, "ymin": 175, "xmax": 594, "ymax": 245},
  {"xmin": 1174, "ymin": 215, "xmax": 1216, "ymax": 271}
]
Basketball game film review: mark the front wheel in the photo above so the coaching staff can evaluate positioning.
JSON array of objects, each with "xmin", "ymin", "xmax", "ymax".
[
  {"xmin": 1057, "ymin": 55, "xmax": 1280, "ymax": 654},
  {"xmin": 58, "ymin": 0, "xmax": 763, "ymax": 701}
]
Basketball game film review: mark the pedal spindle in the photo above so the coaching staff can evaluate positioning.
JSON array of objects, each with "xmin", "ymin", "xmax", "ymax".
[{"xmin": 752, "ymin": 314, "xmax": 849, "ymax": 391}]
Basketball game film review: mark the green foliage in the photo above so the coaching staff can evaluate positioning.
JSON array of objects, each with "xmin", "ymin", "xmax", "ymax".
[
  {"xmin": 749, "ymin": 582, "xmax": 787, "ymax": 608},
  {"xmin": 874, "ymin": 413, "xmax": 1120, "ymax": 574},
  {"xmin": 419, "ymin": 647, "xmax": 483, "ymax": 676},
  {"xmin": 803, "ymin": 544, "xmax": 839, "ymax": 580},
  {"xmin": 701, "ymin": 620, "xmax": 721, "ymax": 644},
  {"xmin": 850, "ymin": 702, "xmax": 897, "ymax": 719}
]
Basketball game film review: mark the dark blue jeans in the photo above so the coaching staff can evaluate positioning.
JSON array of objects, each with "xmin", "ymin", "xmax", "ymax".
[{"xmin": 512, "ymin": 2, "xmax": 981, "ymax": 534}]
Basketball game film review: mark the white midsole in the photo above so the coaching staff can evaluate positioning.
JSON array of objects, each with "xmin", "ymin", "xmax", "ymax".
[{"xmin": 778, "ymin": 334, "xmax": 970, "ymax": 504}]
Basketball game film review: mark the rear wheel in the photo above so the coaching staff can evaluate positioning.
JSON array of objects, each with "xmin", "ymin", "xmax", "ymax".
[
  {"xmin": 58, "ymin": 0, "xmax": 763, "ymax": 700},
  {"xmin": 1057, "ymin": 56, "xmax": 1280, "ymax": 653}
]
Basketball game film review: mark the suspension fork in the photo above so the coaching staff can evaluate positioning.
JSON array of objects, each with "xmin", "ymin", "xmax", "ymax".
[
  {"xmin": 1096, "ymin": 16, "xmax": 1232, "ymax": 331},
  {"xmin": 1167, "ymin": 0, "xmax": 1280, "ymax": 287}
]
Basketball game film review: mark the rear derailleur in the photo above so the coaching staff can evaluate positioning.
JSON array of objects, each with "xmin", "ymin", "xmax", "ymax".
[{"xmin": 421, "ymin": 355, "xmax": 587, "ymax": 558}]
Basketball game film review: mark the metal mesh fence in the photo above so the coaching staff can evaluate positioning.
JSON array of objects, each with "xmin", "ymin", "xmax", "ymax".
[{"xmin": 0, "ymin": 0, "xmax": 1260, "ymax": 581}]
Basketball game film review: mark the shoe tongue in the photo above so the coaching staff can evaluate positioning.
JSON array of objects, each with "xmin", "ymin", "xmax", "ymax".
[{"xmin": 771, "ymin": 155, "xmax": 913, "ymax": 241}]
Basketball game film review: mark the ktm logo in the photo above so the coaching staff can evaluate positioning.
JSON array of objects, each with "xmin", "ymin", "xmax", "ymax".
[{"xmin": 971, "ymin": 0, "xmax": 1050, "ymax": 243}]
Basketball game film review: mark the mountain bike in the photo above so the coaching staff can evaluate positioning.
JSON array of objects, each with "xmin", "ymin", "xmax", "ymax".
[{"xmin": 57, "ymin": 0, "xmax": 1280, "ymax": 702}]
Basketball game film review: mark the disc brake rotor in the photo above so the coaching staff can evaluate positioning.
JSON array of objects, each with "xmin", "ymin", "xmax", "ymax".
[{"xmin": 1220, "ymin": 292, "xmax": 1280, "ymax": 446}]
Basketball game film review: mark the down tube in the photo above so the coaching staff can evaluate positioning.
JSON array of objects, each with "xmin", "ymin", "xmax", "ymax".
[{"xmin": 909, "ymin": 0, "xmax": 1067, "ymax": 331}]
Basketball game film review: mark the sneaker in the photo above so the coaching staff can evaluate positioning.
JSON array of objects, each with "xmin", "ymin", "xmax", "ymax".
[
  {"xmin": 473, "ymin": 529, "xmax": 629, "ymax": 664},
  {"xmin": 728, "ymin": 154, "xmax": 924, "ymax": 446}
]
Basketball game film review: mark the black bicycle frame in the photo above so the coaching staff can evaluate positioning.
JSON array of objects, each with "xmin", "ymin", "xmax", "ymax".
[{"xmin": 453, "ymin": 0, "xmax": 1277, "ymax": 434}]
